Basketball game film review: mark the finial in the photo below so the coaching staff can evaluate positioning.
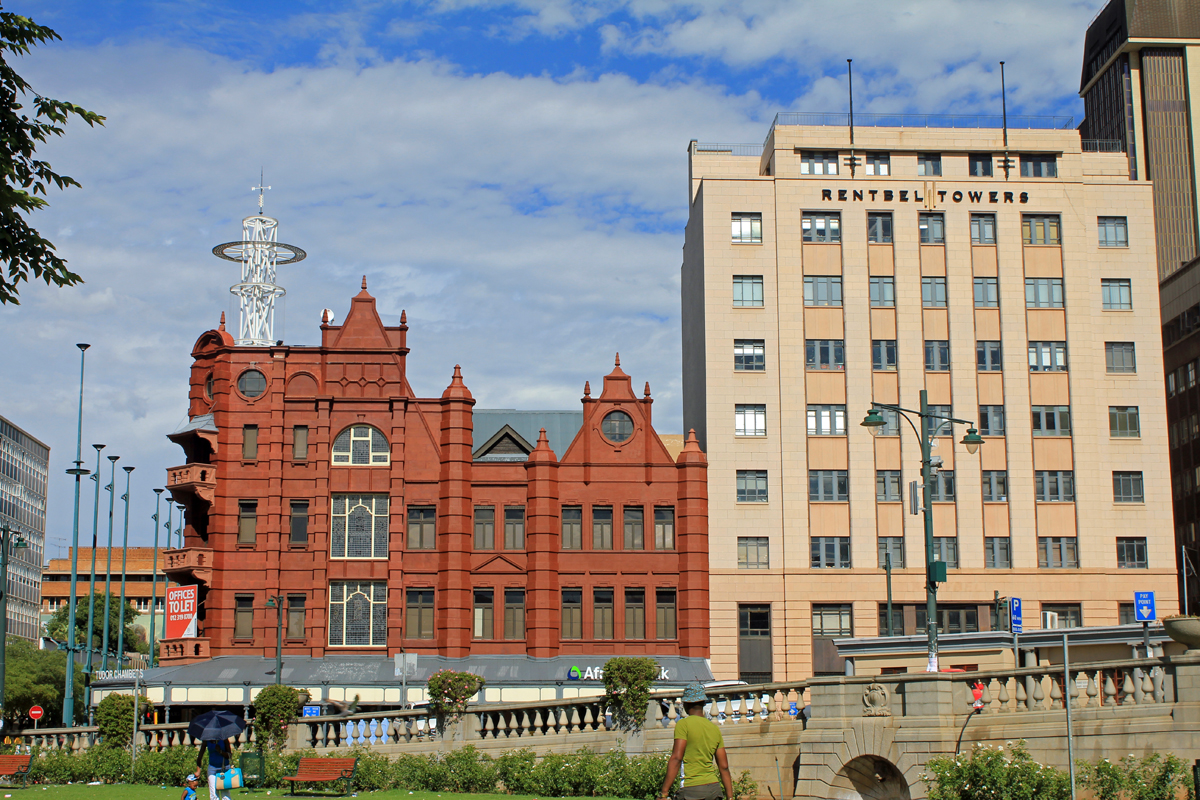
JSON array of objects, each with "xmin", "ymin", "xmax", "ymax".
[
  {"xmin": 400, "ymin": 310, "xmax": 407, "ymax": 324},
  {"xmin": 361, "ymin": 275, "xmax": 368, "ymax": 290},
  {"xmin": 453, "ymin": 364, "xmax": 462, "ymax": 378},
  {"xmin": 584, "ymin": 381, "xmax": 591, "ymax": 397},
  {"xmin": 218, "ymin": 312, "xmax": 226, "ymax": 331},
  {"xmin": 252, "ymin": 168, "xmax": 270, "ymax": 213},
  {"xmin": 644, "ymin": 381, "xmax": 651, "ymax": 398},
  {"xmin": 322, "ymin": 308, "xmax": 329, "ymax": 323},
  {"xmin": 615, "ymin": 352, "xmax": 621, "ymax": 366}
]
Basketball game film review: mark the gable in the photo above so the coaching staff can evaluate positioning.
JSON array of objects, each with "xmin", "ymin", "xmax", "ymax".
[
  {"xmin": 471, "ymin": 554, "xmax": 526, "ymax": 574},
  {"xmin": 473, "ymin": 424, "xmax": 534, "ymax": 462}
]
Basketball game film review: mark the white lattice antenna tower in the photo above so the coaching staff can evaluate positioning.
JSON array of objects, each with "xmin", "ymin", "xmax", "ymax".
[{"xmin": 212, "ymin": 177, "xmax": 307, "ymax": 346}]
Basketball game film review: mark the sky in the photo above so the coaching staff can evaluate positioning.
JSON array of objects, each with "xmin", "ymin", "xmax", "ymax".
[{"xmin": 1, "ymin": 0, "xmax": 1105, "ymax": 556}]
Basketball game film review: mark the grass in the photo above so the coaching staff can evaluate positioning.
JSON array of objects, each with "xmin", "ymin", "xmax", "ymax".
[{"xmin": 5, "ymin": 786, "xmax": 629, "ymax": 800}]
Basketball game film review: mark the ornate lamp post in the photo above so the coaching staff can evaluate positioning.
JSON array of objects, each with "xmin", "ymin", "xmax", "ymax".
[
  {"xmin": 101, "ymin": 455, "xmax": 119, "ymax": 671},
  {"xmin": 861, "ymin": 389, "xmax": 984, "ymax": 672},
  {"xmin": 116, "ymin": 466, "xmax": 134, "ymax": 667},
  {"xmin": 62, "ymin": 342, "xmax": 90, "ymax": 727},
  {"xmin": 264, "ymin": 594, "xmax": 284, "ymax": 685},
  {"xmin": 0, "ymin": 525, "xmax": 29, "ymax": 716},
  {"xmin": 148, "ymin": 488, "xmax": 164, "ymax": 669}
]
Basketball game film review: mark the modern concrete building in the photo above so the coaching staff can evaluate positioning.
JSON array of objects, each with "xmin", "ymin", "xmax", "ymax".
[
  {"xmin": 0, "ymin": 414, "xmax": 48, "ymax": 641},
  {"xmin": 682, "ymin": 117, "xmax": 1174, "ymax": 681}
]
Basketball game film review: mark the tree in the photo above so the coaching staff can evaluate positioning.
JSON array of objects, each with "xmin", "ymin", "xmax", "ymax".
[
  {"xmin": 2, "ymin": 636, "xmax": 83, "ymax": 724},
  {"xmin": 47, "ymin": 591, "xmax": 144, "ymax": 658},
  {"xmin": 0, "ymin": 8, "xmax": 104, "ymax": 305}
]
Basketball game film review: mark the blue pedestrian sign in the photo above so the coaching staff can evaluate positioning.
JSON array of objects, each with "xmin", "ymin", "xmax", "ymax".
[
  {"xmin": 1134, "ymin": 591, "xmax": 1156, "ymax": 622},
  {"xmin": 1010, "ymin": 597, "xmax": 1023, "ymax": 633},
  {"xmin": 302, "ymin": 705, "xmax": 321, "ymax": 717}
]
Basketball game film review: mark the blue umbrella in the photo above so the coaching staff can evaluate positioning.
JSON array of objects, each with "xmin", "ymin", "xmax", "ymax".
[{"xmin": 188, "ymin": 709, "xmax": 246, "ymax": 741}]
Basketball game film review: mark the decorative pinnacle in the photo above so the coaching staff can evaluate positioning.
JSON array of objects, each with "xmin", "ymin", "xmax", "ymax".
[
  {"xmin": 322, "ymin": 308, "xmax": 329, "ymax": 323},
  {"xmin": 584, "ymin": 381, "xmax": 591, "ymax": 397},
  {"xmin": 644, "ymin": 381, "xmax": 651, "ymax": 398},
  {"xmin": 219, "ymin": 312, "xmax": 226, "ymax": 331},
  {"xmin": 361, "ymin": 275, "xmax": 367, "ymax": 290},
  {"xmin": 400, "ymin": 310, "xmax": 407, "ymax": 324},
  {"xmin": 614, "ymin": 352, "xmax": 621, "ymax": 366}
]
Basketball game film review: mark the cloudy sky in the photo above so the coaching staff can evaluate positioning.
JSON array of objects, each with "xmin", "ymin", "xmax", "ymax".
[{"xmin": 3, "ymin": 0, "xmax": 1103, "ymax": 554}]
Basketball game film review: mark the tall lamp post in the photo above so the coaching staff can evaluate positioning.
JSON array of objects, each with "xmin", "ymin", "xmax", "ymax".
[
  {"xmin": 175, "ymin": 505, "xmax": 185, "ymax": 547},
  {"xmin": 264, "ymin": 595, "xmax": 284, "ymax": 685},
  {"xmin": 101, "ymin": 455, "xmax": 119, "ymax": 671},
  {"xmin": 62, "ymin": 342, "xmax": 90, "ymax": 727},
  {"xmin": 861, "ymin": 388, "xmax": 984, "ymax": 672},
  {"xmin": 84, "ymin": 443, "xmax": 105, "ymax": 720},
  {"xmin": 116, "ymin": 466, "xmax": 134, "ymax": 667},
  {"xmin": 149, "ymin": 488, "xmax": 164, "ymax": 669},
  {"xmin": 0, "ymin": 526, "xmax": 29, "ymax": 716}
]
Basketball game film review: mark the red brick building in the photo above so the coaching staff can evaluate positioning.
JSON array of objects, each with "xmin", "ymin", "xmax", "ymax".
[{"xmin": 162, "ymin": 281, "xmax": 709, "ymax": 667}]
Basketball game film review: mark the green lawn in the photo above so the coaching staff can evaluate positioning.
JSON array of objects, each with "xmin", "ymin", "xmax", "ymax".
[{"xmin": 12, "ymin": 786, "xmax": 627, "ymax": 800}]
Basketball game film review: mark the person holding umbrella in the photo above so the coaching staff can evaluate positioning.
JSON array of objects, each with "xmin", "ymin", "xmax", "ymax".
[{"xmin": 189, "ymin": 709, "xmax": 247, "ymax": 800}]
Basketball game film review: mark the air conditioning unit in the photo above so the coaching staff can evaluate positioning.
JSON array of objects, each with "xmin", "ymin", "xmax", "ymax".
[{"xmin": 1042, "ymin": 611, "xmax": 1059, "ymax": 629}]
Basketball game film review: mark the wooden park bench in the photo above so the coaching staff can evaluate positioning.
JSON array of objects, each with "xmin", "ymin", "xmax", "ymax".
[
  {"xmin": 0, "ymin": 754, "xmax": 32, "ymax": 788},
  {"xmin": 282, "ymin": 757, "xmax": 358, "ymax": 796}
]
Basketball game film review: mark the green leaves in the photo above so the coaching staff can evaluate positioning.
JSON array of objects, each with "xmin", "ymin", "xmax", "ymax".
[
  {"xmin": 253, "ymin": 684, "xmax": 302, "ymax": 752},
  {"xmin": 46, "ymin": 591, "xmax": 145, "ymax": 656},
  {"xmin": 95, "ymin": 691, "xmax": 154, "ymax": 747},
  {"xmin": 601, "ymin": 656, "xmax": 660, "ymax": 732},
  {"xmin": 426, "ymin": 669, "xmax": 485, "ymax": 730},
  {"xmin": 2, "ymin": 636, "xmax": 83, "ymax": 724}
]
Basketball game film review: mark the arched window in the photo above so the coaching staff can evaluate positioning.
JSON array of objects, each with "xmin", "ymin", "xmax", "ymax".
[
  {"xmin": 328, "ymin": 581, "xmax": 386, "ymax": 647},
  {"xmin": 331, "ymin": 494, "xmax": 388, "ymax": 558},
  {"xmin": 331, "ymin": 425, "xmax": 390, "ymax": 465}
]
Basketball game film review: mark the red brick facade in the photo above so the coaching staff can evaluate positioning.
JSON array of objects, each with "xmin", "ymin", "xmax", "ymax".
[{"xmin": 163, "ymin": 282, "xmax": 708, "ymax": 663}]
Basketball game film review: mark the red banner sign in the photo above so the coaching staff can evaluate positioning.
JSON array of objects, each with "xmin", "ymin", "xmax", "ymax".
[{"xmin": 165, "ymin": 585, "xmax": 198, "ymax": 639}]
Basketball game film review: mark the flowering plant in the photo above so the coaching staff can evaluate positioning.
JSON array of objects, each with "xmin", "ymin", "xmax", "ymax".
[
  {"xmin": 426, "ymin": 668, "xmax": 485, "ymax": 730},
  {"xmin": 923, "ymin": 741, "xmax": 1070, "ymax": 800}
]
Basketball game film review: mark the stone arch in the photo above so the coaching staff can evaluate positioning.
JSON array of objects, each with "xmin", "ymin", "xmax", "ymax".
[{"xmin": 830, "ymin": 756, "xmax": 910, "ymax": 800}]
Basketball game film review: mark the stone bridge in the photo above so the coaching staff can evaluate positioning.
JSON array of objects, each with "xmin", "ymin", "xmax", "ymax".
[{"xmin": 20, "ymin": 654, "xmax": 1200, "ymax": 800}]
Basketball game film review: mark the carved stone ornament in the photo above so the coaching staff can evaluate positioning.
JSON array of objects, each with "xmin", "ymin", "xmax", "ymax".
[{"xmin": 862, "ymin": 682, "xmax": 892, "ymax": 716}]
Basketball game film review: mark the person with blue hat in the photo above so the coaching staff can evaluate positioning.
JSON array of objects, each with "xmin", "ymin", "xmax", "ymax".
[{"xmin": 658, "ymin": 683, "xmax": 734, "ymax": 800}]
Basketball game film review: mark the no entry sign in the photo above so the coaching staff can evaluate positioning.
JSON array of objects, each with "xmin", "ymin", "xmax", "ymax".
[{"xmin": 28, "ymin": 706, "xmax": 43, "ymax": 720}]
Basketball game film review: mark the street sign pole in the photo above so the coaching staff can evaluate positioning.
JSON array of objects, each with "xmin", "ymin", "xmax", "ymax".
[
  {"xmin": 1010, "ymin": 597, "xmax": 1023, "ymax": 669},
  {"xmin": 1134, "ymin": 591, "xmax": 1156, "ymax": 657}
]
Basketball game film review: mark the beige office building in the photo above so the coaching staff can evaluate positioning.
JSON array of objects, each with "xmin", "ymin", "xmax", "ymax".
[{"xmin": 682, "ymin": 119, "xmax": 1177, "ymax": 681}]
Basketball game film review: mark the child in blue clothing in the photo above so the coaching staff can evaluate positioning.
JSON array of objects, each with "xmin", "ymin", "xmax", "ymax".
[{"xmin": 181, "ymin": 773, "xmax": 199, "ymax": 800}]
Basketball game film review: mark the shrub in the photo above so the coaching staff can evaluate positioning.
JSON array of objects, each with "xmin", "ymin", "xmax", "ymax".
[
  {"xmin": 393, "ymin": 753, "xmax": 448, "ymax": 791},
  {"xmin": 426, "ymin": 669, "xmax": 485, "ymax": 729},
  {"xmin": 733, "ymin": 770, "xmax": 759, "ymax": 800},
  {"xmin": 91, "ymin": 745, "xmax": 132, "ymax": 783},
  {"xmin": 593, "ymin": 748, "xmax": 633, "ymax": 799},
  {"xmin": 602, "ymin": 656, "xmax": 660, "ymax": 731},
  {"xmin": 923, "ymin": 741, "xmax": 1071, "ymax": 800},
  {"xmin": 626, "ymin": 751, "xmax": 669, "ymax": 800},
  {"xmin": 343, "ymin": 747, "xmax": 393, "ymax": 792},
  {"xmin": 1078, "ymin": 752, "xmax": 1196, "ymax": 800},
  {"xmin": 254, "ymin": 684, "xmax": 302, "ymax": 752},
  {"xmin": 494, "ymin": 748, "xmax": 537, "ymax": 795},
  {"xmin": 29, "ymin": 747, "xmax": 90, "ymax": 784},
  {"xmin": 131, "ymin": 744, "xmax": 196, "ymax": 786},
  {"xmin": 443, "ymin": 744, "xmax": 497, "ymax": 793},
  {"xmin": 94, "ymin": 693, "xmax": 154, "ymax": 748}
]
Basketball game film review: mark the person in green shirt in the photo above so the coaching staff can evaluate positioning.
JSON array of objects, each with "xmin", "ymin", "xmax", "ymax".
[{"xmin": 659, "ymin": 683, "xmax": 735, "ymax": 800}]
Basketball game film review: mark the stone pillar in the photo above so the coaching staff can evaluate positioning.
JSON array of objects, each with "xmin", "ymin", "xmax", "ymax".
[
  {"xmin": 525, "ymin": 430, "xmax": 560, "ymax": 657},
  {"xmin": 675, "ymin": 430, "xmax": 709, "ymax": 658},
  {"xmin": 438, "ymin": 366, "xmax": 474, "ymax": 657}
]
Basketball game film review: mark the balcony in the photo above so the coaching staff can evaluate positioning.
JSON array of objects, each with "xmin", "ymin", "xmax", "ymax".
[
  {"xmin": 158, "ymin": 637, "xmax": 210, "ymax": 665},
  {"xmin": 166, "ymin": 463, "xmax": 216, "ymax": 509},
  {"xmin": 163, "ymin": 547, "xmax": 214, "ymax": 585}
]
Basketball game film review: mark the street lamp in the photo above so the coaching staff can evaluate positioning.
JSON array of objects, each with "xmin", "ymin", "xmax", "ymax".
[
  {"xmin": 84, "ymin": 443, "xmax": 105, "ymax": 721},
  {"xmin": 63, "ymin": 342, "xmax": 91, "ymax": 727},
  {"xmin": 862, "ymin": 388, "xmax": 984, "ymax": 672},
  {"xmin": 101, "ymin": 455, "xmax": 119, "ymax": 671},
  {"xmin": 148, "ymin": 489, "xmax": 164, "ymax": 669},
  {"xmin": 0, "ymin": 525, "xmax": 29, "ymax": 716},
  {"xmin": 264, "ymin": 595, "xmax": 284, "ymax": 685},
  {"xmin": 116, "ymin": 466, "xmax": 134, "ymax": 668}
]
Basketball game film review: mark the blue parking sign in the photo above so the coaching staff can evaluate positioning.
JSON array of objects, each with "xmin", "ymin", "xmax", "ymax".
[
  {"xmin": 1134, "ymin": 592, "xmax": 1156, "ymax": 622},
  {"xmin": 1010, "ymin": 597, "xmax": 1023, "ymax": 633},
  {"xmin": 788, "ymin": 701, "xmax": 798, "ymax": 716}
]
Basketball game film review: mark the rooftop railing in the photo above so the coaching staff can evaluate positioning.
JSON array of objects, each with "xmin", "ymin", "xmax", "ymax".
[
  {"xmin": 770, "ymin": 111, "xmax": 1075, "ymax": 131},
  {"xmin": 694, "ymin": 143, "xmax": 764, "ymax": 157}
]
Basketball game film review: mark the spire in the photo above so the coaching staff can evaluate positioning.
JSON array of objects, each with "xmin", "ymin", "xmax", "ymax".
[
  {"xmin": 676, "ymin": 428, "xmax": 707, "ymax": 464},
  {"xmin": 583, "ymin": 381, "xmax": 591, "ymax": 398},
  {"xmin": 218, "ymin": 312, "xmax": 226, "ymax": 331},
  {"xmin": 322, "ymin": 308, "xmax": 329, "ymax": 324},
  {"xmin": 400, "ymin": 310, "xmax": 407, "ymax": 325},
  {"xmin": 615, "ymin": 352, "xmax": 621, "ymax": 367},
  {"xmin": 527, "ymin": 427, "xmax": 558, "ymax": 464},
  {"xmin": 361, "ymin": 275, "xmax": 368, "ymax": 290},
  {"xmin": 442, "ymin": 364, "xmax": 473, "ymax": 401},
  {"xmin": 644, "ymin": 381, "xmax": 651, "ymax": 398}
]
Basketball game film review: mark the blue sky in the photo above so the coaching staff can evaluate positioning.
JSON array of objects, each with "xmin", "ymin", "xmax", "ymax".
[{"xmin": 3, "ymin": 0, "xmax": 1104, "ymax": 553}]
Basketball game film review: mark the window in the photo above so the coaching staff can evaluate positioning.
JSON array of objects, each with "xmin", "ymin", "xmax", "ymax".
[
  {"xmin": 1113, "ymin": 471, "xmax": 1144, "ymax": 503},
  {"xmin": 234, "ymin": 595, "xmax": 253, "ymax": 639},
  {"xmin": 969, "ymin": 153, "xmax": 993, "ymax": 177},
  {"xmin": 814, "ymin": 604, "xmax": 852, "ymax": 639},
  {"xmin": 504, "ymin": 589, "xmax": 526, "ymax": 640},
  {"xmin": 930, "ymin": 470, "xmax": 956, "ymax": 502},
  {"xmin": 878, "ymin": 537, "xmax": 905, "ymax": 569},
  {"xmin": 925, "ymin": 340, "xmax": 951, "ymax": 371},
  {"xmin": 1023, "ymin": 215, "xmax": 1061, "ymax": 245},
  {"xmin": 917, "ymin": 153, "xmax": 942, "ymax": 176},
  {"xmin": 656, "ymin": 589, "xmax": 677, "ymax": 639},
  {"xmin": 474, "ymin": 506, "xmax": 495, "ymax": 549},
  {"xmin": 872, "ymin": 339, "xmax": 898, "ymax": 371},
  {"xmin": 865, "ymin": 152, "xmax": 890, "ymax": 175},
  {"xmin": 807, "ymin": 405, "xmax": 847, "ymax": 435},
  {"xmin": 970, "ymin": 213, "xmax": 997, "ymax": 244},
  {"xmin": 292, "ymin": 425, "xmax": 308, "ymax": 461},
  {"xmin": 806, "ymin": 339, "xmax": 845, "ymax": 371},
  {"xmin": 1032, "ymin": 406, "xmax": 1071, "ymax": 436},
  {"xmin": 1020, "ymin": 153, "xmax": 1057, "ymax": 178},
  {"xmin": 622, "ymin": 506, "xmax": 644, "ymax": 549},
  {"xmin": 1038, "ymin": 537, "xmax": 1079, "ymax": 568},
  {"xmin": 974, "ymin": 277, "xmax": 999, "ymax": 307},
  {"xmin": 331, "ymin": 494, "xmax": 389, "ymax": 558},
  {"xmin": 561, "ymin": 506, "xmax": 582, "ymax": 550},
  {"xmin": 982, "ymin": 470, "xmax": 1008, "ymax": 502},
  {"xmin": 654, "ymin": 508, "xmax": 675, "ymax": 550},
  {"xmin": 405, "ymin": 588, "xmax": 434, "ymax": 639},
  {"xmin": 331, "ymin": 425, "xmax": 389, "ymax": 465},
  {"xmin": 328, "ymin": 581, "xmax": 387, "ymax": 646},
  {"xmin": 407, "ymin": 505, "xmax": 436, "ymax": 550},
  {"xmin": 1098, "ymin": 216, "xmax": 1128, "ymax": 247},
  {"xmin": 919, "ymin": 213, "xmax": 945, "ymax": 244},
  {"xmin": 1042, "ymin": 603, "xmax": 1082, "ymax": 628},
  {"xmin": 1026, "ymin": 277, "xmax": 1065, "ymax": 307},
  {"xmin": 922, "ymin": 277, "xmax": 948, "ymax": 307},
  {"xmin": 242, "ymin": 425, "xmax": 258, "ymax": 460},
  {"xmin": 801, "ymin": 151, "xmax": 838, "ymax": 175},
  {"xmin": 1106, "ymin": 342, "xmax": 1137, "ymax": 373},
  {"xmin": 1102, "ymin": 278, "xmax": 1132, "ymax": 310},
  {"xmin": 811, "ymin": 537, "xmax": 852, "ymax": 568},
  {"xmin": 1109, "ymin": 406, "xmax": 1140, "ymax": 438},
  {"xmin": 734, "ymin": 339, "xmax": 765, "ymax": 371},
  {"xmin": 561, "ymin": 589, "xmax": 582, "ymax": 639},
  {"xmin": 593, "ymin": 588, "xmax": 614, "ymax": 639},
  {"xmin": 879, "ymin": 606, "xmax": 905, "ymax": 637},
  {"xmin": 809, "ymin": 470, "xmax": 849, "ymax": 502},
  {"xmin": 1028, "ymin": 341, "xmax": 1068, "ymax": 371},
  {"xmin": 869, "ymin": 276, "xmax": 895, "ymax": 307},
  {"xmin": 738, "ymin": 536, "xmax": 769, "ymax": 569},
  {"xmin": 737, "ymin": 470, "xmax": 768, "ymax": 502},
  {"xmin": 868, "ymin": 212, "xmax": 893, "ymax": 243},
  {"xmin": 732, "ymin": 213, "xmax": 762, "ymax": 243},
  {"xmin": 1036, "ymin": 471, "xmax": 1075, "ymax": 502},
  {"xmin": 925, "ymin": 405, "xmax": 953, "ymax": 438},
  {"xmin": 602, "ymin": 411, "xmax": 634, "ymax": 442},
  {"xmin": 876, "ymin": 470, "xmax": 902, "ymax": 502},
  {"xmin": 624, "ymin": 588, "xmax": 645, "ymax": 639},
  {"xmin": 238, "ymin": 501, "xmax": 257, "ymax": 545},
  {"xmin": 804, "ymin": 276, "xmax": 843, "ymax": 306},
  {"xmin": 473, "ymin": 589, "xmax": 494, "ymax": 639},
  {"xmin": 1119, "ymin": 603, "xmax": 1137, "ymax": 625},
  {"xmin": 289, "ymin": 500, "xmax": 309, "ymax": 545},
  {"xmin": 875, "ymin": 408, "xmax": 901, "ymax": 436},
  {"xmin": 237, "ymin": 369, "xmax": 266, "ymax": 398},
  {"xmin": 592, "ymin": 506, "xmax": 613, "ymax": 549},
  {"xmin": 1117, "ymin": 537, "xmax": 1148, "ymax": 569},
  {"xmin": 733, "ymin": 275, "xmax": 764, "ymax": 307},
  {"xmin": 504, "ymin": 506, "xmax": 525, "ymax": 549},
  {"xmin": 985, "ymin": 537, "xmax": 1011, "ymax": 569},
  {"xmin": 977, "ymin": 340, "xmax": 1003, "ymax": 371},
  {"xmin": 802, "ymin": 212, "xmax": 841, "ymax": 242},
  {"xmin": 932, "ymin": 536, "xmax": 959, "ymax": 568}
]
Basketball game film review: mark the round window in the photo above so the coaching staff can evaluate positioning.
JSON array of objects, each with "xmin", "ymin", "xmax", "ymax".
[
  {"xmin": 237, "ymin": 369, "xmax": 267, "ymax": 399},
  {"xmin": 601, "ymin": 410, "xmax": 634, "ymax": 443},
  {"xmin": 204, "ymin": 373, "xmax": 214, "ymax": 400}
]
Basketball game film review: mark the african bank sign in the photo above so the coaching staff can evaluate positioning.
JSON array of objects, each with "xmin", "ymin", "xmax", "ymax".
[{"xmin": 567, "ymin": 664, "xmax": 672, "ymax": 681}]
